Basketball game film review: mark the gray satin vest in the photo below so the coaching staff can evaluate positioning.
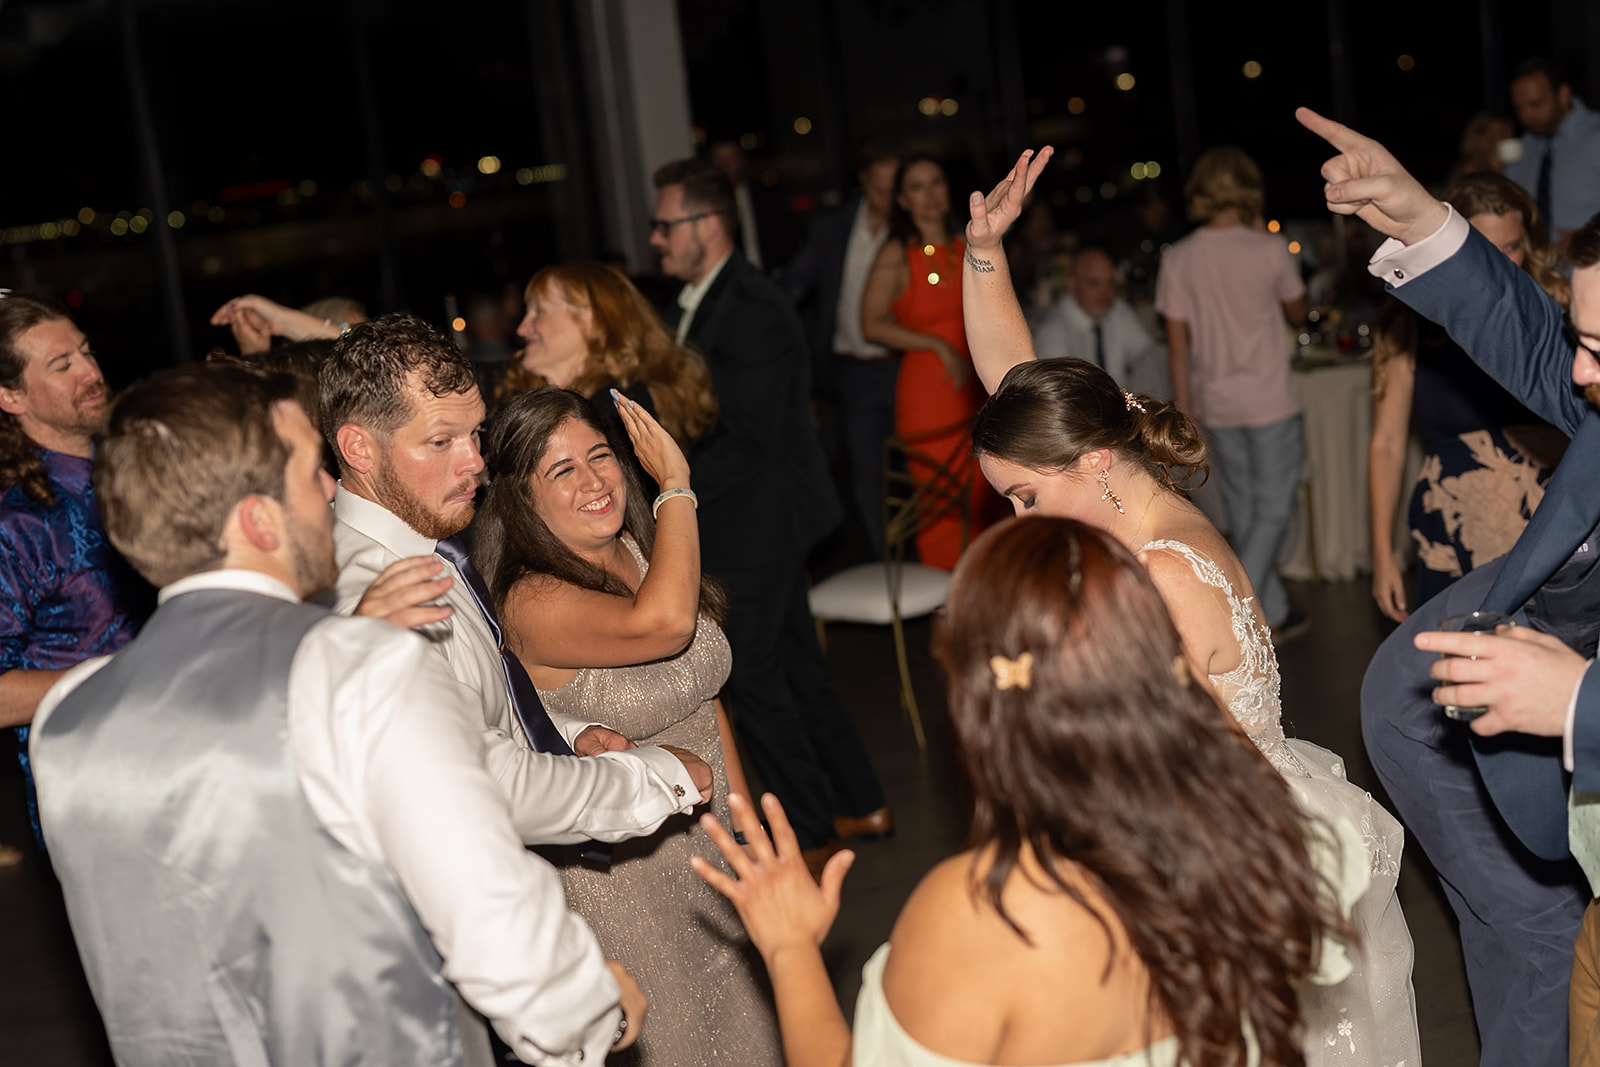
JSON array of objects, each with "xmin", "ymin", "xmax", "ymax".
[{"xmin": 35, "ymin": 589, "xmax": 461, "ymax": 1066}]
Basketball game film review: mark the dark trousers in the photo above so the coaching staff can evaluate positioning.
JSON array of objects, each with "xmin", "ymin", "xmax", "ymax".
[
  {"xmin": 718, "ymin": 558, "xmax": 886, "ymax": 850},
  {"xmin": 833, "ymin": 354, "xmax": 900, "ymax": 557},
  {"xmin": 1361, "ymin": 554, "xmax": 1589, "ymax": 1065}
]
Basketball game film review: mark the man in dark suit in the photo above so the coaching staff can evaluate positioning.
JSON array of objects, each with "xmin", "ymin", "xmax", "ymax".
[
  {"xmin": 1300, "ymin": 106, "xmax": 1599, "ymax": 1066},
  {"xmin": 782, "ymin": 145, "xmax": 901, "ymax": 553},
  {"xmin": 650, "ymin": 157, "xmax": 890, "ymax": 870}
]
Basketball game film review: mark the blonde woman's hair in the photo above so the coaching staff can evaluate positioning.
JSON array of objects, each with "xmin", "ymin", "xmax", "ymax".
[{"xmin": 1183, "ymin": 146, "xmax": 1265, "ymax": 225}]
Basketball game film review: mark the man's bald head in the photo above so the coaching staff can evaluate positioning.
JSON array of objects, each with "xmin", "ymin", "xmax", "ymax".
[{"xmin": 1067, "ymin": 248, "xmax": 1118, "ymax": 321}]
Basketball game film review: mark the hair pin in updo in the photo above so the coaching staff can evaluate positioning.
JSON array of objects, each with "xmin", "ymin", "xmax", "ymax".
[
  {"xmin": 990, "ymin": 651, "xmax": 1034, "ymax": 691},
  {"xmin": 1122, "ymin": 391, "xmax": 1146, "ymax": 413}
]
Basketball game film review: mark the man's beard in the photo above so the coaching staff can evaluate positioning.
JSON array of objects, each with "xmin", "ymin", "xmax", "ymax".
[
  {"xmin": 61, "ymin": 382, "xmax": 111, "ymax": 439},
  {"xmin": 288, "ymin": 518, "xmax": 340, "ymax": 597},
  {"xmin": 373, "ymin": 462, "xmax": 477, "ymax": 541},
  {"xmin": 1585, "ymin": 382, "xmax": 1600, "ymax": 410}
]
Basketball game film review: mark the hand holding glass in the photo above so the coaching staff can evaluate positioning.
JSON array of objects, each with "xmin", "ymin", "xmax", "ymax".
[{"xmin": 1436, "ymin": 611, "xmax": 1515, "ymax": 721}]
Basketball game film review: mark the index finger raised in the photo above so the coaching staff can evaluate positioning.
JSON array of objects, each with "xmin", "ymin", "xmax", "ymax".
[{"xmin": 1295, "ymin": 106, "xmax": 1371, "ymax": 154}]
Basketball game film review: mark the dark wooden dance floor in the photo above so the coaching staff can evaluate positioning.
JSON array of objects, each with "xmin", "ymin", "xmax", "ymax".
[{"xmin": 0, "ymin": 578, "xmax": 1480, "ymax": 1064}]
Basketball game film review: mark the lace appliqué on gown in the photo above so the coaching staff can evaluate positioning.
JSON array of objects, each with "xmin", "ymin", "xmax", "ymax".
[{"xmin": 1139, "ymin": 539, "xmax": 1419, "ymax": 1067}]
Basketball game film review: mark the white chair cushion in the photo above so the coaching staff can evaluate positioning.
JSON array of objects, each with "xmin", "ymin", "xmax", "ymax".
[{"xmin": 808, "ymin": 563, "xmax": 952, "ymax": 625}]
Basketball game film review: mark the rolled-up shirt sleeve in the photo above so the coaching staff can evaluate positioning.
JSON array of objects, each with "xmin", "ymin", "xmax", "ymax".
[{"xmin": 290, "ymin": 616, "xmax": 622, "ymax": 1067}]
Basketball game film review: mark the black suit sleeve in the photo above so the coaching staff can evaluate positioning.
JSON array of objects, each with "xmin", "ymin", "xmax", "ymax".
[{"xmin": 690, "ymin": 296, "xmax": 811, "ymax": 510}]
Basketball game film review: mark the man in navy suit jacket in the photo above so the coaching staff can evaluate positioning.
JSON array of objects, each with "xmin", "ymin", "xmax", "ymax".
[{"xmin": 1300, "ymin": 106, "xmax": 1600, "ymax": 1066}]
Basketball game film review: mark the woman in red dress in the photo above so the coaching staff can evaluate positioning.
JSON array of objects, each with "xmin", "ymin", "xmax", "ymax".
[{"xmin": 862, "ymin": 157, "xmax": 991, "ymax": 568}]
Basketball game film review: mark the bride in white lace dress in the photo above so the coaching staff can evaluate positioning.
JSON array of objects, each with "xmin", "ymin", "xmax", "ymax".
[{"xmin": 957, "ymin": 148, "xmax": 1420, "ymax": 1067}]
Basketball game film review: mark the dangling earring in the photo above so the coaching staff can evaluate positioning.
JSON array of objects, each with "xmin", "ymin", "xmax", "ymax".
[{"xmin": 1098, "ymin": 469, "xmax": 1124, "ymax": 514}]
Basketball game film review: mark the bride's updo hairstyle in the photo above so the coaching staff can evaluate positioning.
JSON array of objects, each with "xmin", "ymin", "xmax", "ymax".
[
  {"xmin": 938, "ymin": 517, "xmax": 1343, "ymax": 1067},
  {"xmin": 972, "ymin": 359, "xmax": 1207, "ymax": 490}
]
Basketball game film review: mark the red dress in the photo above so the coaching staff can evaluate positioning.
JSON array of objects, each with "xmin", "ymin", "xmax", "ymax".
[{"xmin": 890, "ymin": 239, "xmax": 992, "ymax": 569}]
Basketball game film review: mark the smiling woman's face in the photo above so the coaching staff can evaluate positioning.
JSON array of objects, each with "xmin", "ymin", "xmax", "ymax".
[{"xmin": 527, "ymin": 416, "xmax": 627, "ymax": 553}]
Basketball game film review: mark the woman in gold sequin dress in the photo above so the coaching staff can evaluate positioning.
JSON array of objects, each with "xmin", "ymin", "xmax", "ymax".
[{"xmin": 474, "ymin": 386, "xmax": 779, "ymax": 1067}]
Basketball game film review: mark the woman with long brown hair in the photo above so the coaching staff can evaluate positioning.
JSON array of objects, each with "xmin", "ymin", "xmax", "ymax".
[
  {"xmin": 695, "ymin": 517, "xmax": 1356, "ymax": 1067},
  {"xmin": 957, "ymin": 150, "xmax": 1420, "ymax": 1067},
  {"xmin": 1367, "ymin": 171, "xmax": 1569, "ymax": 620},
  {"xmin": 473, "ymin": 386, "xmax": 777, "ymax": 1067}
]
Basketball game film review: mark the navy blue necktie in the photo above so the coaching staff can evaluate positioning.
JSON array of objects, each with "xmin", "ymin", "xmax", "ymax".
[
  {"xmin": 434, "ymin": 536, "xmax": 573, "ymax": 756},
  {"xmin": 435, "ymin": 537, "xmax": 613, "ymax": 866},
  {"xmin": 1092, "ymin": 322, "xmax": 1105, "ymax": 368}
]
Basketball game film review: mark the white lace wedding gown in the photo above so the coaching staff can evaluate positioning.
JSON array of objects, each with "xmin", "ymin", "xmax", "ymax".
[{"xmin": 1142, "ymin": 540, "xmax": 1421, "ymax": 1067}]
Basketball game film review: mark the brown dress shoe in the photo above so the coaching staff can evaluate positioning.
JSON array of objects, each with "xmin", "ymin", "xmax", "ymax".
[
  {"xmin": 802, "ymin": 841, "xmax": 842, "ymax": 883},
  {"xmin": 834, "ymin": 806, "xmax": 894, "ymax": 841}
]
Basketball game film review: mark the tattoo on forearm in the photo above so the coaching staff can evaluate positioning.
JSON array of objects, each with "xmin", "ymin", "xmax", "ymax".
[{"xmin": 965, "ymin": 248, "xmax": 996, "ymax": 273}]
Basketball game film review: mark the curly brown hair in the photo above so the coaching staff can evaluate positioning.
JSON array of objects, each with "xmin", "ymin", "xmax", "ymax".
[
  {"xmin": 317, "ymin": 313, "xmax": 478, "ymax": 470},
  {"xmin": 939, "ymin": 517, "xmax": 1347, "ymax": 1067},
  {"xmin": 0, "ymin": 295, "xmax": 72, "ymax": 506},
  {"xmin": 497, "ymin": 264, "xmax": 717, "ymax": 448},
  {"xmin": 973, "ymin": 359, "xmax": 1208, "ymax": 491}
]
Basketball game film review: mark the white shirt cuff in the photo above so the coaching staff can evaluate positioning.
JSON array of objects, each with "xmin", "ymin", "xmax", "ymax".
[
  {"xmin": 1367, "ymin": 206, "xmax": 1469, "ymax": 287},
  {"xmin": 617, "ymin": 746, "xmax": 701, "ymax": 814},
  {"xmin": 551, "ymin": 713, "xmax": 605, "ymax": 748},
  {"xmin": 1565, "ymin": 661, "xmax": 1595, "ymax": 772}
]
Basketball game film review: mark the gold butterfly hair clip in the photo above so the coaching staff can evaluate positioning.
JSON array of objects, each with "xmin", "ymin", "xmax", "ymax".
[{"xmin": 990, "ymin": 651, "xmax": 1034, "ymax": 691}]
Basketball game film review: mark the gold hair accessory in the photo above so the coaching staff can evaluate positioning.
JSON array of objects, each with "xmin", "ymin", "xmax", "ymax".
[
  {"xmin": 990, "ymin": 652, "xmax": 1034, "ymax": 691},
  {"xmin": 1123, "ymin": 391, "xmax": 1146, "ymax": 413},
  {"xmin": 1097, "ymin": 469, "xmax": 1124, "ymax": 514}
]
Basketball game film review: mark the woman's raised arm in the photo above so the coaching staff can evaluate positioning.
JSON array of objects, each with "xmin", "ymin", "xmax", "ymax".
[{"xmin": 962, "ymin": 147, "xmax": 1054, "ymax": 394}]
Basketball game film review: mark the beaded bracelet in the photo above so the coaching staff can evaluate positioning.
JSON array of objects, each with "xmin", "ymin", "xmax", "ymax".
[{"xmin": 652, "ymin": 486, "xmax": 698, "ymax": 519}]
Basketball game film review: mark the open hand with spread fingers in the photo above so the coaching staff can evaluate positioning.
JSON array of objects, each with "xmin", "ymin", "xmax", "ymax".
[{"xmin": 690, "ymin": 792, "xmax": 853, "ymax": 964}]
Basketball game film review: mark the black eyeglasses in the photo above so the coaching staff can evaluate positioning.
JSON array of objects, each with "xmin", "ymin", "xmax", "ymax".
[
  {"xmin": 1562, "ymin": 313, "xmax": 1600, "ymax": 356},
  {"xmin": 649, "ymin": 212, "xmax": 713, "ymax": 237}
]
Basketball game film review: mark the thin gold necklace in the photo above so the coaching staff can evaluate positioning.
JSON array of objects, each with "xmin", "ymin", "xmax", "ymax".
[{"xmin": 1128, "ymin": 489, "xmax": 1159, "ymax": 548}]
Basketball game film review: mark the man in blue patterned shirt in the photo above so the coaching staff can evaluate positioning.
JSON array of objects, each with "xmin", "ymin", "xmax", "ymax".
[{"xmin": 0, "ymin": 295, "xmax": 147, "ymax": 851}]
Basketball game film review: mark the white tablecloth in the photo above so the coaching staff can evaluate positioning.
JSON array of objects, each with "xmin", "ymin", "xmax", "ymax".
[{"xmin": 1277, "ymin": 361, "xmax": 1420, "ymax": 582}]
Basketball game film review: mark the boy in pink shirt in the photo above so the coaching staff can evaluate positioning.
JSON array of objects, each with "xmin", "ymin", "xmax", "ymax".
[{"xmin": 1157, "ymin": 146, "xmax": 1309, "ymax": 636}]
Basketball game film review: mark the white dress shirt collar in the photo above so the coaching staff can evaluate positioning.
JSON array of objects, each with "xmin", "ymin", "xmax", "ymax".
[
  {"xmin": 1056, "ymin": 292, "xmax": 1099, "ymax": 329},
  {"xmin": 334, "ymin": 484, "xmax": 439, "ymax": 557},
  {"xmin": 159, "ymin": 568, "xmax": 299, "ymax": 606},
  {"xmin": 675, "ymin": 252, "xmax": 733, "ymax": 343}
]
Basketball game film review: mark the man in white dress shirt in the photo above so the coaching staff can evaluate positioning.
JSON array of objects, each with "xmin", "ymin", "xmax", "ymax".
[
  {"xmin": 31, "ymin": 363, "xmax": 646, "ymax": 1066},
  {"xmin": 1030, "ymin": 246, "xmax": 1164, "ymax": 393},
  {"xmin": 317, "ymin": 314, "xmax": 711, "ymax": 845}
]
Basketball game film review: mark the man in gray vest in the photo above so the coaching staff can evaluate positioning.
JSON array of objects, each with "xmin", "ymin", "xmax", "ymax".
[{"xmin": 30, "ymin": 364, "xmax": 645, "ymax": 1066}]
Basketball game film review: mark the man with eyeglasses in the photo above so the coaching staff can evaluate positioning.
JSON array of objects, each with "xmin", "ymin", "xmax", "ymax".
[
  {"xmin": 1300, "ymin": 106, "xmax": 1600, "ymax": 1065},
  {"xmin": 649, "ymin": 158, "xmax": 890, "ymax": 877}
]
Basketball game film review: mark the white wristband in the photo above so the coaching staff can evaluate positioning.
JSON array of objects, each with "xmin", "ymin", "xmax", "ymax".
[{"xmin": 652, "ymin": 486, "xmax": 698, "ymax": 519}]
